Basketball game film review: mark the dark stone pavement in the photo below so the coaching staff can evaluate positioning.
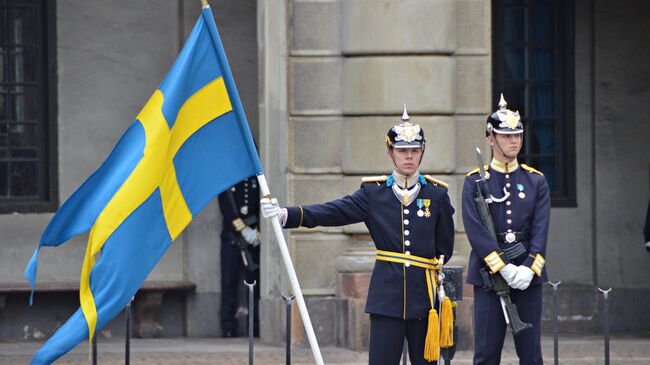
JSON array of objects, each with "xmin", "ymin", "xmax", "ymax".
[{"xmin": 1, "ymin": 335, "xmax": 649, "ymax": 364}]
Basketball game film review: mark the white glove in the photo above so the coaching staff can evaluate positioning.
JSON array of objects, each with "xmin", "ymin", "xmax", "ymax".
[
  {"xmin": 241, "ymin": 226, "xmax": 260, "ymax": 247},
  {"xmin": 645, "ymin": 241, "xmax": 650, "ymax": 252},
  {"xmin": 260, "ymin": 197, "xmax": 280, "ymax": 218},
  {"xmin": 438, "ymin": 283, "xmax": 447, "ymax": 303},
  {"xmin": 511, "ymin": 266, "xmax": 535, "ymax": 290},
  {"xmin": 499, "ymin": 264, "xmax": 518, "ymax": 285}
]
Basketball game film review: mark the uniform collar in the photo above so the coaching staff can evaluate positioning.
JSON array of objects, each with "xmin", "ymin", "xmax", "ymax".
[
  {"xmin": 391, "ymin": 183, "xmax": 421, "ymax": 206},
  {"xmin": 490, "ymin": 158, "xmax": 519, "ymax": 174},
  {"xmin": 391, "ymin": 170, "xmax": 421, "ymax": 189}
]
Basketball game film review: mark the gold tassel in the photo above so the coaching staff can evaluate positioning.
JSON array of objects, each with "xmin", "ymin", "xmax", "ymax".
[
  {"xmin": 424, "ymin": 308, "xmax": 440, "ymax": 362},
  {"xmin": 439, "ymin": 300, "xmax": 455, "ymax": 348}
]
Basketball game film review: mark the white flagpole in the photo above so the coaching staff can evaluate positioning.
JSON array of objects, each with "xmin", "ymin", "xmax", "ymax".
[
  {"xmin": 256, "ymin": 174, "xmax": 325, "ymax": 365},
  {"xmin": 198, "ymin": 1, "xmax": 322, "ymax": 362}
]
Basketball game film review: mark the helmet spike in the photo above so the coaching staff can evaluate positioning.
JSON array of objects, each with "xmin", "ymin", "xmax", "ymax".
[
  {"xmin": 402, "ymin": 104, "xmax": 410, "ymax": 121},
  {"xmin": 498, "ymin": 93, "xmax": 507, "ymax": 111}
]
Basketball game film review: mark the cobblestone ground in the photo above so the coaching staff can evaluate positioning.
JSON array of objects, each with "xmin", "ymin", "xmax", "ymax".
[{"xmin": 1, "ymin": 336, "xmax": 650, "ymax": 364}]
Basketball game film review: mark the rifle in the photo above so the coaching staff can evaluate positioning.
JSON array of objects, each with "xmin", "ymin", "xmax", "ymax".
[
  {"xmin": 224, "ymin": 188, "xmax": 259, "ymax": 272},
  {"xmin": 474, "ymin": 148, "xmax": 532, "ymax": 335}
]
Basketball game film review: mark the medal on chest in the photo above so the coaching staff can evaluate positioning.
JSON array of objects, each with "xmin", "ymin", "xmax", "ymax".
[
  {"xmin": 517, "ymin": 183, "xmax": 525, "ymax": 199},
  {"xmin": 416, "ymin": 199, "xmax": 431, "ymax": 218}
]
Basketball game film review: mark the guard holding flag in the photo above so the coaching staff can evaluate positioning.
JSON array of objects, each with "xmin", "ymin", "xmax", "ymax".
[
  {"xmin": 462, "ymin": 95, "xmax": 550, "ymax": 364},
  {"xmin": 261, "ymin": 107, "xmax": 455, "ymax": 364}
]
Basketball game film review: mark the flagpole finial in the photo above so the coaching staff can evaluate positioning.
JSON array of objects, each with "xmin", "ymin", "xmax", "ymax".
[{"xmin": 201, "ymin": 0, "xmax": 209, "ymax": 8}]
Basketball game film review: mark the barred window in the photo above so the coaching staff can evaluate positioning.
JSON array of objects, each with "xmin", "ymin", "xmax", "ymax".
[
  {"xmin": 0, "ymin": 0, "xmax": 56, "ymax": 213},
  {"xmin": 492, "ymin": 0, "xmax": 576, "ymax": 207}
]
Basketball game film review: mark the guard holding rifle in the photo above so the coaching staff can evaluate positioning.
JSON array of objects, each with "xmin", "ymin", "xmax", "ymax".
[
  {"xmin": 462, "ymin": 95, "xmax": 550, "ymax": 365},
  {"xmin": 218, "ymin": 176, "xmax": 260, "ymax": 338}
]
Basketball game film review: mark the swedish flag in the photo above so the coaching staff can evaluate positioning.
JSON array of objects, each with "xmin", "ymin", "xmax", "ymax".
[{"xmin": 24, "ymin": 7, "xmax": 262, "ymax": 364}]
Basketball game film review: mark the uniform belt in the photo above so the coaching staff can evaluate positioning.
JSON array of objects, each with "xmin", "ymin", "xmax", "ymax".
[
  {"xmin": 375, "ymin": 250, "xmax": 441, "ymax": 310},
  {"xmin": 376, "ymin": 250, "xmax": 442, "ymax": 270},
  {"xmin": 495, "ymin": 232, "xmax": 530, "ymax": 261},
  {"xmin": 496, "ymin": 230, "xmax": 530, "ymax": 244}
]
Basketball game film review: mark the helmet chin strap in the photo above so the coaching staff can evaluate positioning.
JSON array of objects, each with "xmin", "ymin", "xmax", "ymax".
[
  {"xmin": 491, "ymin": 133, "xmax": 522, "ymax": 161},
  {"xmin": 389, "ymin": 149, "xmax": 399, "ymax": 170},
  {"xmin": 493, "ymin": 134, "xmax": 509, "ymax": 159}
]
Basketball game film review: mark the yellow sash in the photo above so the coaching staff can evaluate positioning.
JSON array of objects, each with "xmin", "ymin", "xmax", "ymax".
[
  {"xmin": 375, "ymin": 250, "xmax": 441, "ymax": 308},
  {"xmin": 375, "ymin": 249, "xmax": 454, "ymax": 361}
]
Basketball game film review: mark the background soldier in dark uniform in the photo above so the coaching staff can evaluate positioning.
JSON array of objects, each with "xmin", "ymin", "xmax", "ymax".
[
  {"xmin": 218, "ymin": 176, "xmax": 260, "ymax": 337},
  {"xmin": 261, "ymin": 107, "xmax": 455, "ymax": 365},
  {"xmin": 462, "ymin": 95, "xmax": 550, "ymax": 365}
]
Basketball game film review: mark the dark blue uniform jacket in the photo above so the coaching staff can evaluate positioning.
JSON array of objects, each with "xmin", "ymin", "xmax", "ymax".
[
  {"xmin": 284, "ymin": 175, "xmax": 455, "ymax": 319},
  {"xmin": 462, "ymin": 163, "xmax": 550, "ymax": 286}
]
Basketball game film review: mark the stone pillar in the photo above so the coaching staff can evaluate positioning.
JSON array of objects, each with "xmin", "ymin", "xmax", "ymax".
[
  {"xmin": 258, "ymin": 0, "xmax": 291, "ymax": 346},
  {"xmin": 334, "ymin": 236, "xmax": 375, "ymax": 350}
]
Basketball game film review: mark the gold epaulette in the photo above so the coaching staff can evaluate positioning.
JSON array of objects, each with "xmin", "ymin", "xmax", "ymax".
[
  {"xmin": 466, "ymin": 165, "xmax": 489, "ymax": 176},
  {"xmin": 362, "ymin": 175, "xmax": 388, "ymax": 183},
  {"xmin": 521, "ymin": 164, "xmax": 544, "ymax": 176},
  {"xmin": 424, "ymin": 175, "xmax": 448, "ymax": 189}
]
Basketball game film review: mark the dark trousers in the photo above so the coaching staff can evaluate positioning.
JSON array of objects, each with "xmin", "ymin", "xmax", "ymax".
[
  {"xmin": 473, "ymin": 284, "xmax": 543, "ymax": 365},
  {"xmin": 220, "ymin": 233, "xmax": 260, "ymax": 336},
  {"xmin": 368, "ymin": 313, "xmax": 436, "ymax": 365}
]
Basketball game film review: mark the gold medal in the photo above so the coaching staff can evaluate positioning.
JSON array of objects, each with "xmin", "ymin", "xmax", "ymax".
[{"xmin": 423, "ymin": 199, "xmax": 431, "ymax": 218}]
